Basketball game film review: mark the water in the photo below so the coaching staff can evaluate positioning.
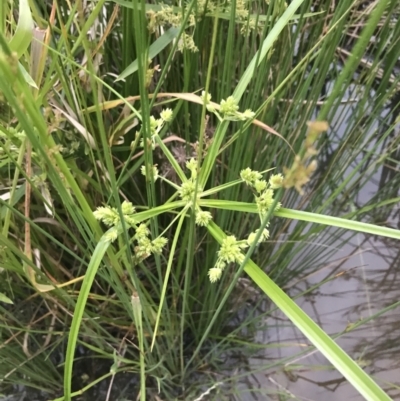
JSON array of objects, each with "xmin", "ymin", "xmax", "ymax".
[
  {"xmin": 243, "ymin": 103, "xmax": 400, "ymax": 400},
  {"xmin": 253, "ymin": 228, "xmax": 400, "ymax": 400}
]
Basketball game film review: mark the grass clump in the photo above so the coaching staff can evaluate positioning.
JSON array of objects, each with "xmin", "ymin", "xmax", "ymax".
[{"xmin": 0, "ymin": 0, "xmax": 400, "ymax": 400}]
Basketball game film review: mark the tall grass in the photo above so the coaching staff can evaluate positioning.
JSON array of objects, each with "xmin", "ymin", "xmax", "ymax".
[{"xmin": 0, "ymin": 0, "xmax": 399, "ymax": 399}]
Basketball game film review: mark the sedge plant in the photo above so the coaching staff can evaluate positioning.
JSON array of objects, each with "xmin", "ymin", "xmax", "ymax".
[{"xmin": 1, "ymin": 0, "xmax": 400, "ymax": 400}]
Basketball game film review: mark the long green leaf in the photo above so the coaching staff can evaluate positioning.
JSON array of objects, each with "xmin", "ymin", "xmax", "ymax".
[
  {"xmin": 200, "ymin": 200, "xmax": 400, "ymax": 240},
  {"xmin": 207, "ymin": 222, "xmax": 392, "ymax": 401},
  {"xmin": 63, "ymin": 233, "xmax": 113, "ymax": 401},
  {"xmin": 117, "ymin": 27, "xmax": 181, "ymax": 81},
  {"xmin": 8, "ymin": 0, "xmax": 33, "ymax": 58}
]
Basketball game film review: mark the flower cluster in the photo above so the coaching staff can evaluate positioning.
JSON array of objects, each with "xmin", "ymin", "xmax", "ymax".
[
  {"xmin": 139, "ymin": 109, "xmax": 171, "ymax": 182},
  {"xmin": 178, "ymin": 33, "xmax": 198, "ymax": 52},
  {"xmin": 240, "ymin": 168, "xmax": 283, "ymax": 217},
  {"xmin": 146, "ymin": 0, "xmax": 251, "ymax": 42},
  {"xmin": 178, "ymin": 159, "xmax": 201, "ymax": 204},
  {"xmin": 208, "ymin": 228, "xmax": 271, "ymax": 283},
  {"xmin": 94, "ymin": 200, "xmax": 137, "ymax": 229},
  {"xmin": 208, "ymin": 235, "xmax": 245, "ymax": 283},
  {"xmin": 219, "ymin": 96, "xmax": 239, "ymax": 116},
  {"xmin": 201, "ymin": 92, "xmax": 255, "ymax": 122},
  {"xmin": 0, "ymin": 128, "xmax": 25, "ymax": 161},
  {"xmin": 139, "ymin": 108, "xmax": 173, "ymax": 149},
  {"xmin": 178, "ymin": 158, "xmax": 212, "ymax": 227},
  {"xmin": 146, "ymin": 6, "xmax": 198, "ymax": 52},
  {"xmin": 282, "ymin": 121, "xmax": 327, "ymax": 195},
  {"xmin": 93, "ymin": 201, "xmax": 168, "ymax": 261},
  {"xmin": 195, "ymin": 210, "xmax": 212, "ymax": 227},
  {"xmin": 132, "ymin": 224, "xmax": 168, "ymax": 263},
  {"xmin": 141, "ymin": 164, "xmax": 159, "ymax": 182},
  {"xmin": 208, "ymin": 170, "xmax": 282, "ymax": 283}
]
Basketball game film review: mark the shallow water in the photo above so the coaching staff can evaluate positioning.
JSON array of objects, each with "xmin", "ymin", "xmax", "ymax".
[
  {"xmin": 243, "ymin": 113, "xmax": 400, "ymax": 400},
  {"xmin": 247, "ymin": 227, "xmax": 400, "ymax": 400}
]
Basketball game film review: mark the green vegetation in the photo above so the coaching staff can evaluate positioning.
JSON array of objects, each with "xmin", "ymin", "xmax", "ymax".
[{"xmin": 0, "ymin": 0, "xmax": 399, "ymax": 400}]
